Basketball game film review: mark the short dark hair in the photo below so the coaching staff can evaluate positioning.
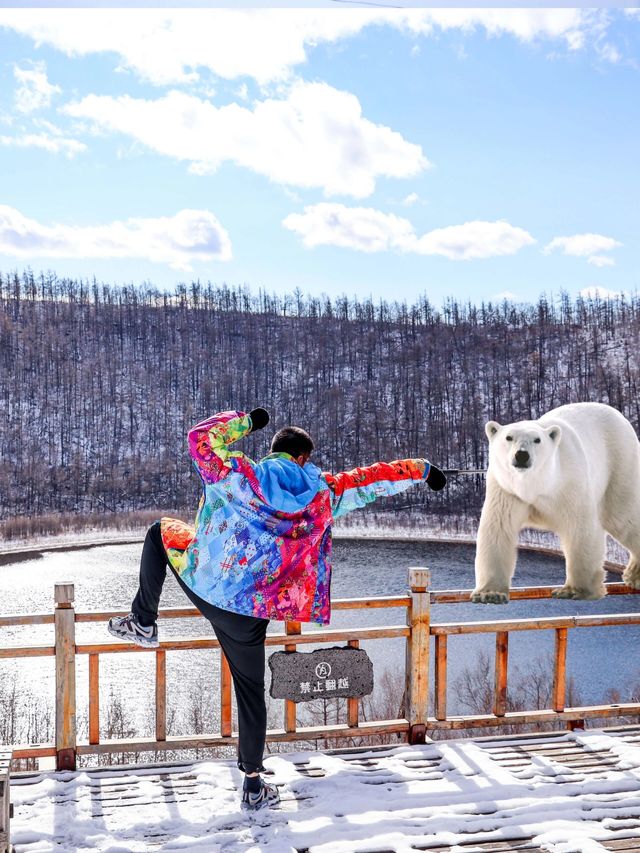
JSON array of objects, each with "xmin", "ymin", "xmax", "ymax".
[{"xmin": 270, "ymin": 426, "xmax": 314, "ymax": 458}]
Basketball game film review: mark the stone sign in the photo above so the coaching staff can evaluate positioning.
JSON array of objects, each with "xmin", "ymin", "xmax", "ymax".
[{"xmin": 268, "ymin": 646, "xmax": 374, "ymax": 703}]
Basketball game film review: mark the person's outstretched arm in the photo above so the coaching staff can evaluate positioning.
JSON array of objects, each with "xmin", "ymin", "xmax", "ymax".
[
  {"xmin": 324, "ymin": 458, "xmax": 446, "ymax": 519},
  {"xmin": 188, "ymin": 407, "xmax": 269, "ymax": 483}
]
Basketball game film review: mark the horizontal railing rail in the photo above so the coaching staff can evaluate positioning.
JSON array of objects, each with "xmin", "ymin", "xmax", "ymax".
[{"xmin": 2, "ymin": 574, "xmax": 640, "ymax": 768}]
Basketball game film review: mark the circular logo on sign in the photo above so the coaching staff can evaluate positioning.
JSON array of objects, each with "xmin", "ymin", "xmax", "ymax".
[{"xmin": 315, "ymin": 662, "xmax": 331, "ymax": 678}]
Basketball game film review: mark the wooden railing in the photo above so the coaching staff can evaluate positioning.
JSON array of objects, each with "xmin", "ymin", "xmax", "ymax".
[
  {"xmin": 1, "ymin": 569, "xmax": 427, "ymax": 769},
  {"xmin": 429, "ymin": 582, "xmax": 640, "ymax": 730},
  {"xmin": 2, "ymin": 570, "xmax": 640, "ymax": 770}
]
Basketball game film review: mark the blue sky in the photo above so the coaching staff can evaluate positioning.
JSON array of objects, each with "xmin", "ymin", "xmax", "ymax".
[{"xmin": 0, "ymin": 8, "xmax": 638, "ymax": 304}]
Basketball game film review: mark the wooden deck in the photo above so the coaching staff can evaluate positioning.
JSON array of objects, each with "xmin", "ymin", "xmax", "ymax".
[{"xmin": 8, "ymin": 725, "xmax": 640, "ymax": 852}]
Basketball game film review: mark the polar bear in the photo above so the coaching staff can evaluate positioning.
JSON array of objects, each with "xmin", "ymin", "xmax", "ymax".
[{"xmin": 472, "ymin": 402, "xmax": 640, "ymax": 603}]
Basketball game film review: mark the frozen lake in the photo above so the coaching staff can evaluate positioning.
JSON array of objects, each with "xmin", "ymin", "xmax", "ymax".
[{"xmin": 1, "ymin": 538, "xmax": 639, "ymax": 745}]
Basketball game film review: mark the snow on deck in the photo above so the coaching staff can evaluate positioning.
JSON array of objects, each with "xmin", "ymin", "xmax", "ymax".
[{"xmin": 9, "ymin": 727, "xmax": 640, "ymax": 853}]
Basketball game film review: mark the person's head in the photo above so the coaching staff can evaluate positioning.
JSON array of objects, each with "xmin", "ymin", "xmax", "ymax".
[{"xmin": 270, "ymin": 426, "xmax": 314, "ymax": 467}]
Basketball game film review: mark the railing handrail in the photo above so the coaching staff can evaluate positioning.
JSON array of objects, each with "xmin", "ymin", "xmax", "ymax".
[
  {"xmin": 431, "ymin": 612, "xmax": 640, "ymax": 634},
  {"xmin": 0, "ymin": 594, "xmax": 410, "ymax": 628},
  {"xmin": 430, "ymin": 581, "xmax": 638, "ymax": 603},
  {"xmin": 2, "ymin": 581, "xmax": 636, "ymax": 628}
]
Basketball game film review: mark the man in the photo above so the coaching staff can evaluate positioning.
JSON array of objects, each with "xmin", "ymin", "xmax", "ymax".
[{"xmin": 109, "ymin": 408, "xmax": 446, "ymax": 810}]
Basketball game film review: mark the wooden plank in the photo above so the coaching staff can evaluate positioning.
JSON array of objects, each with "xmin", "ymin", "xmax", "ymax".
[
  {"xmin": 430, "ymin": 581, "xmax": 635, "ymax": 604},
  {"xmin": 77, "ymin": 625, "xmax": 410, "ymax": 655},
  {"xmin": 0, "ymin": 645, "xmax": 55, "ymax": 659},
  {"xmin": 430, "ymin": 612, "xmax": 640, "ymax": 635},
  {"xmin": 0, "ymin": 612, "xmax": 54, "ymax": 627},
  {"xmin": 486, "ymin": 745, "xmax": 612, "ymax": 758},
  {"xmin": 89, "ymin": 653, "xmax": 100, "ymax": 745},
  {"xmin": 76, "ymin": 606, "xmax": 202, "ymax": 623},
  {"xmin": 220, "ymin": 651, "xmax": 232, "ymax": 738},
  {"xmin": 0, "ymin": 748, "xmax": 10, "ymax": 840},
  {"xmin": 494, "ymin": 631, "xmax": 509, "ymax": 717},
  {"xmin": 156, "ymin": 650, "xmax": 167, "ymax": 742},
  {"xmin": 553, "ymin": 627, "xmax": 568, "ymax": 712},
  {"xmin": 471, "ymin": 728, "xmax": 572, "ymax": 745},
  {"xmin": 75, "ymin": 718, "xmax": 410, "ymax": 755},
  {"xmin": 407, "ymin": 568, "xmax": 430, "ymax": 743},
  {"xmin": 284, "ymin": 621, "xmax": 301, "ymax": 734},
  {"xmin": 73, "ymin": 595, "xmax": 410, "ymax": 623},
  {"xmin": 602, "ymin": 839, "xmax": 640, "ymax": 851},
  {"xmin": 411, "ymin": 834, "xmax": 542, "ymax": 852},
  {"xmin": 428, "ymin": 703, "xmax": 640, "ymax": 729},
  {"xmin": 54, "ymin": 582, "xmax": 76, "ymax": 771},
  {"xmin": 434, "ymin": 634, "xmax": 448, "ymax": 721},
  {"xmin": 494, "ymin": 755, "xmax": 620, "ymax": 770},
  {"xmin": 347, "ymin": 639, "xmax": 359, "ymax": 728},
  {"xmin": 10, "ymin": 744, "xmax": 57, "ymax": 760},
  {"xmin": 332, "ymin": 596, "xmax": 411, "ymax": 611}
]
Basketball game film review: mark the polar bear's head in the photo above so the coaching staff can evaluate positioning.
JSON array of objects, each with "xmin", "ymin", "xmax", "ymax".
[{"xmin": 485, "ymin": 419, "xmax": 562, "ymax": 488}]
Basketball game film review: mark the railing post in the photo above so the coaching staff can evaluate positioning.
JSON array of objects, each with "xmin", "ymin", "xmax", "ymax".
[
  {"xmin": 284, "ymin": 621, "xmax": 302, "ymax": 733},
  {"xmin": 406, "ymin": 567, "xmax": 430, "ymax": 745},
  {"xmin": 55, "ymin": 583, "xmax": 77, "ymax": 771}
]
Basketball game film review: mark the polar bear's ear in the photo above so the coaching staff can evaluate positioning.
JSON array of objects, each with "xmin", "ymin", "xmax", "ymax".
[
  {"xmin": 546, "ymin": 425, "xmax": 562, "ymax": 444},
  {"xmin": 485, "ymin": 421, "xmax": 501, "ymax": 440}
]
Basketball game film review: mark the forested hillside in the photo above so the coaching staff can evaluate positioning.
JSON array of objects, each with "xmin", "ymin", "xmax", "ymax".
[{"xmin": 1, "ymin": 270, "xmax": 638, "ymax": 526}]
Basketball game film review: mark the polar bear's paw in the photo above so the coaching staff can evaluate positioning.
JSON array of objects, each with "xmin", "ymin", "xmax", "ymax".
[
  {"xmin": 470, "ymin": 590, "xmax": 509, "ymax": 604},
  {"xmin": 622, "ymin": 558, "xmax": 640, "ymax": 589},
  {"xmin": 551, "ymin": 584, "xmax": 606, "ymax": 600}
]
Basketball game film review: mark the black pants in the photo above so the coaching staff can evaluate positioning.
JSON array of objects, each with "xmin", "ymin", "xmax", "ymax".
[{"xmin": 132, "ymin": 521, "xmax": 269, "ymax": 774}]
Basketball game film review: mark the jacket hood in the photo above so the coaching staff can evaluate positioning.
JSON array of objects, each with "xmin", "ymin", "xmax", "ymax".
[{"xmin": 254, "ymin": 452, "xmax": 322, "ymax": 513}]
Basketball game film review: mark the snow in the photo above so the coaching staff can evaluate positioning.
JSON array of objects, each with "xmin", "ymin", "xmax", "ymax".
[{"xmin": 9, "ymin": 728, "xmax": 640, "ymax": 852}]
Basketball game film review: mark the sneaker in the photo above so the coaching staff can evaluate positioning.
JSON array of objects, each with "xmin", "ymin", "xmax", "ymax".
[
  {"xmin": 108, "ymin": 613, "xmax": 159, "ymax": 648},
  {"xmin": 241, "ymin": 778, "xmax": 280, "ymax": 811}
]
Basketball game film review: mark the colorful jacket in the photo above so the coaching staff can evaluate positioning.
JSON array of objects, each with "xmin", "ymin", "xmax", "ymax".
[{"xmin": 160, "ymin": 410, "xmax": 431, "ymax": 625}]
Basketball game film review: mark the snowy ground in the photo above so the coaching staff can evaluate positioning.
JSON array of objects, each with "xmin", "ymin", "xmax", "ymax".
[{"xmin": 9, "ymin": 727, "xmax": 640, "ymax": 853}]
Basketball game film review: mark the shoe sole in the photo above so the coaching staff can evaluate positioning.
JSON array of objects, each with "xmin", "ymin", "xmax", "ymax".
[
  {"xmin": 107, "ymin": 622, "xmax": 159, "ymax": 649},
  {"xmin": 241, "ymin": 799, "xmax": 280, "ymax": 811}
]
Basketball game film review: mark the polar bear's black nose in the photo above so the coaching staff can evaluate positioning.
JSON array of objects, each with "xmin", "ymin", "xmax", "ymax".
[{"xmin": 514, "ymin": 450, "xmax": 530, "ymax": 468}]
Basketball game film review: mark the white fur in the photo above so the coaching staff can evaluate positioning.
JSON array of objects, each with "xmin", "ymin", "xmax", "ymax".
[{"xmin": 472, "ymin": 402, "xmax": 640, "ymax": 603}]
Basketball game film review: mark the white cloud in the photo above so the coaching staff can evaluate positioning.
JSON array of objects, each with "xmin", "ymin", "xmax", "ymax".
[
  {"xmin": 63, "ymin": 83, "xmax": 428, "ymax": 198},
  {"xmin": 283, "ymin": 203, "xmax": 415, "ymax": 253},
  {"xmin": 0, "ymin": 205, "xmax": 231, "ymax": 270},
  {"xmin": 0, "ymin": 9, "xmax": 599, "ymax": 86},
  {"xmin": 588, "ymin": 255, "xmax": 615, "ymax": 268},
  {"xmin": 283, "ymin": 203, "xmax": 536, "ymax": 260},
  {"xmin": 544, "ymin": 233, "xmax": 621, "ymax": 266},
  {"xmin": 13, "ymin": 61, "xmax": 61, "ymax": 113},
  {"xmin": 401, "ymin": 192, "xmax": 420, "ymax": 206},
  {"xmin": 598, "ymin": 42, "xmax": 622, "ymax": 64},
  {"xmin": 412, "ymin": 219, "xmax": 536, "ymax": 260},
  {"xmin": 494, "ymin": 291, "xmax": 517, "ymax": 301},
  {"xmin": 0, "ymin": 131, "xmax": 85, "ymax": 157}
]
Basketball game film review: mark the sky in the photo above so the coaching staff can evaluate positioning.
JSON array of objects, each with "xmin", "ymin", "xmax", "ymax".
[{"xmin": 0, "ymin": 8, "xmax": 639, "ymax": 305}]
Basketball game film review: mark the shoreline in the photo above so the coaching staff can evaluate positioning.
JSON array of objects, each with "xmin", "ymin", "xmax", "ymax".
[{"xmin": 0, "ymin": 524, "xmax": 626, "ymax": 575}]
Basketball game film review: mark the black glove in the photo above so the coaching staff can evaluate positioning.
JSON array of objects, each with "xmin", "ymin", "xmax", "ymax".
[
  {"xmin": 249, "ymin": 407, "xmax": 270, "ymax": 432},
  {"xmin": 426, "ymin": 463, "xmax": 447, "ymax": 491}
]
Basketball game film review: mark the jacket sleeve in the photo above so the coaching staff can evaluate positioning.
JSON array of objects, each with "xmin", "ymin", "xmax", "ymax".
[
  {"xmin": 188, "ymin": 410, "xmax": 254, "ymax": 484},
  {"xmin": 323, "ymin": 458, "xmax": 430, "ymax": 519}
]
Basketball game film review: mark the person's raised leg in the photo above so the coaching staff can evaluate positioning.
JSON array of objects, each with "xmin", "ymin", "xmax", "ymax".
[
  {"xmin": 108, "ymin": 520, "xmax": 166, "ymax": 647},
  {"xmin": 131, "ymin": 520, "xmax": 169, "ymax": 625}
]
